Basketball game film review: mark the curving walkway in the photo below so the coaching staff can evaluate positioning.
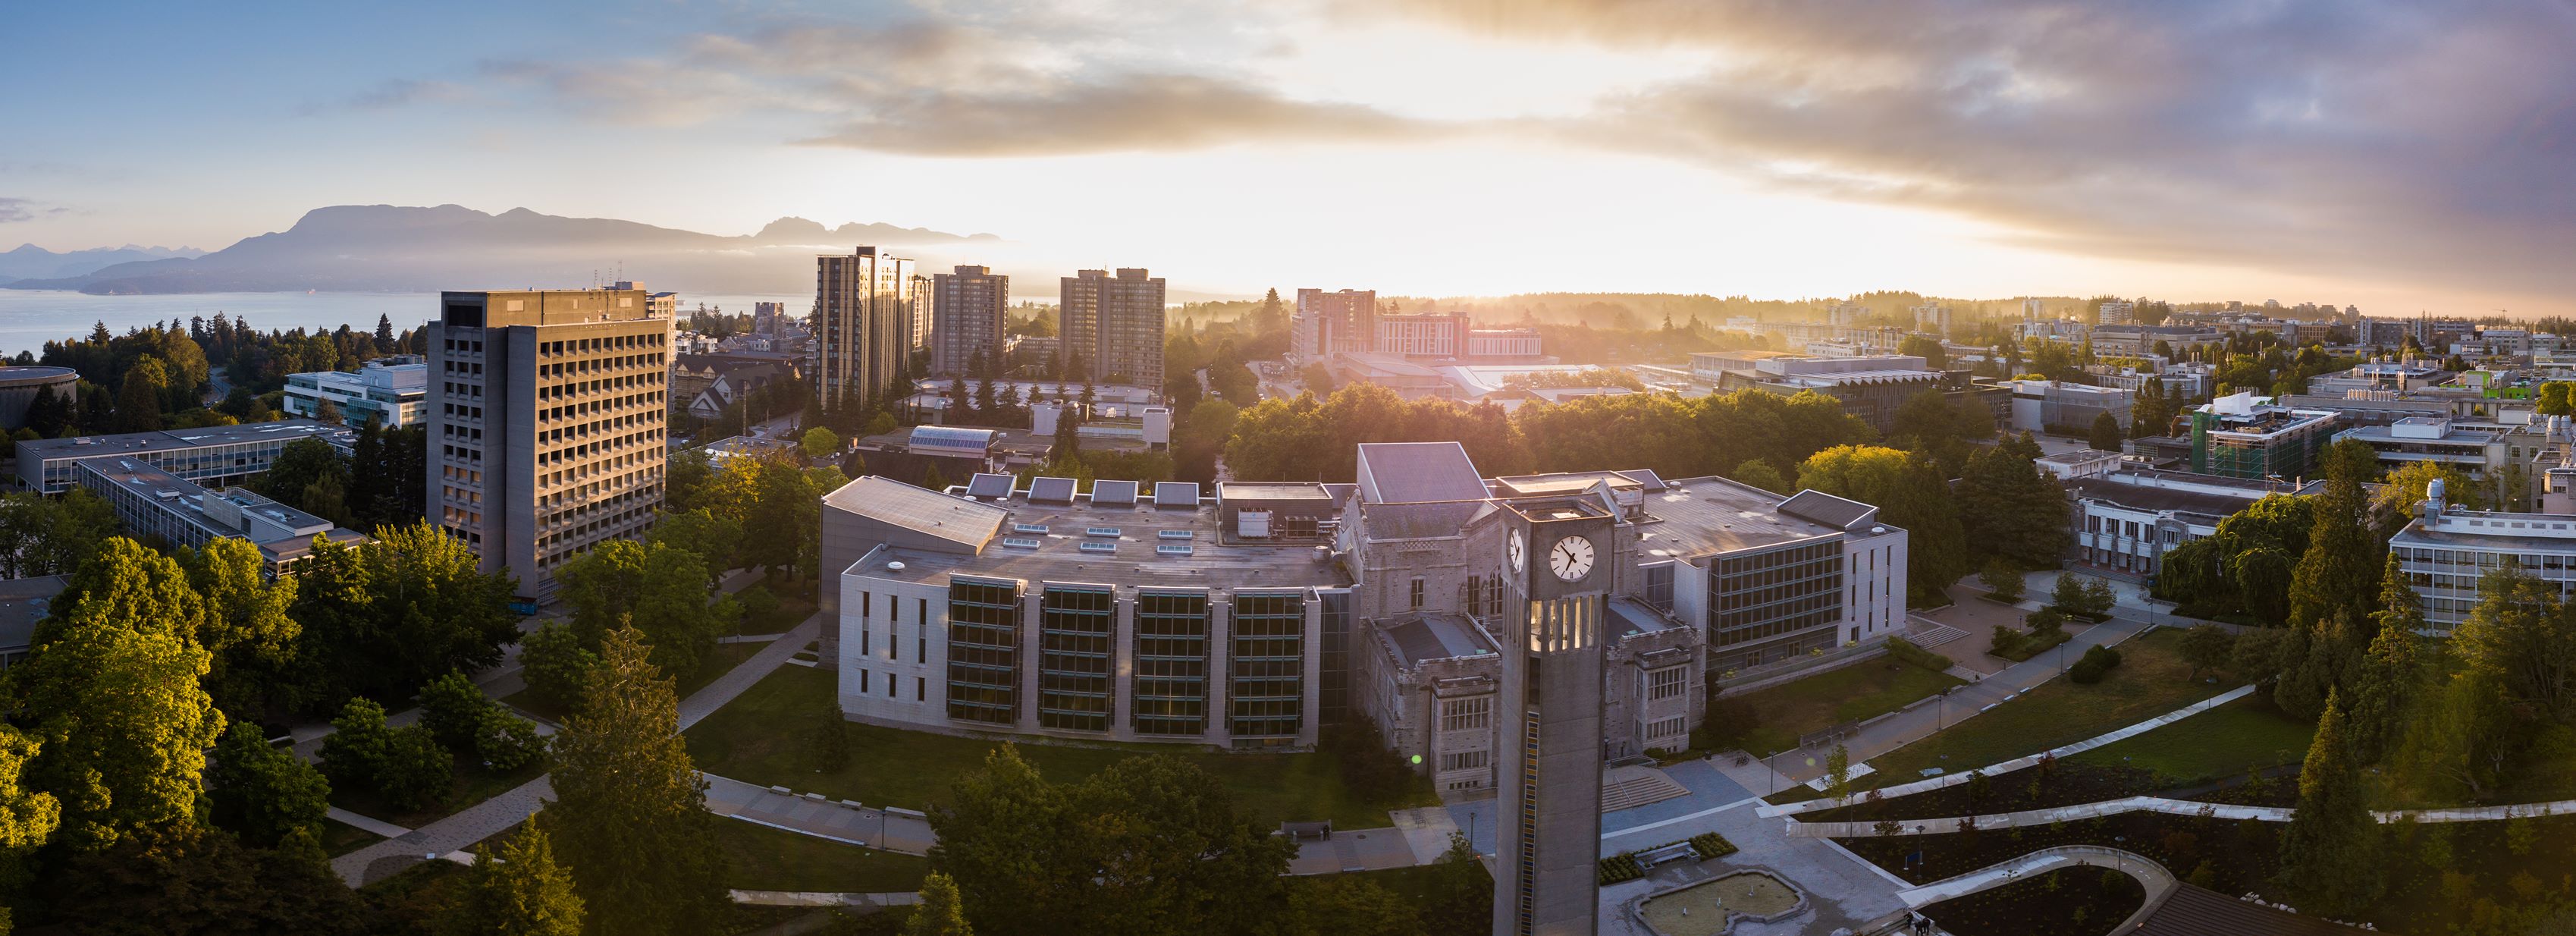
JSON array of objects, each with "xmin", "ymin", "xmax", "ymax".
[
  {"xmin": 1897, "ymin": 846, "xmax": 2173, "ymax": 934},
  {"xmin": 1791, "ymin": 792, "xmax": 2576, "ymax": 838}
]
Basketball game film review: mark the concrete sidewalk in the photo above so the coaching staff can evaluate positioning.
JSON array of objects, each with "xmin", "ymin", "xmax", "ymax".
[
  {"xmin": 1894, "ymin": 845, "xmax": 2173, "ymax": 911},
  {"xmin": 705, "ymin": 774, "xmax": 935, "ymax": 855},
  {"xmin": 730, "ymin": 890, "xmax": 919, "ymax": 908}
]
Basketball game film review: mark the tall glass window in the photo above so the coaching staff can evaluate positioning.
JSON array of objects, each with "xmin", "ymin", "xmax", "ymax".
[
  {"xmin": 1228, "ymin": 591, "xmax": 1306, "ymax": 737},
  {"xmin": 1132, "ymin": 589, "xmax": 1210, "ymax": 736},
  {"xmin": 946, "ymin": 577, "xmax": 1021, "ymax": 724},
  {"xmin": 1707, "ymin": 539, "xmax": 1846, "ymax": 649},
  {"xmin": 1037, "ymin": 585, "xmax": 1114, "ymax": 732}
]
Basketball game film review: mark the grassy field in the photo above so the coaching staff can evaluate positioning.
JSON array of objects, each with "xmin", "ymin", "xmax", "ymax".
[
  {"xmin": 1856, "ymin": 627, "xmax": 2231, "ymax": 789},
  {"xmin": 713, "ymin": 818, "xmax": 931, "ymax": 894},
  {"xmin": 2067, "ymin": 693, "xmax": 2315, "ymax": 785},
  {"xmin": 686, "ymin": 664, "xmax": 1435, "ymax": 828},
  {"xmin": 322, "ymin": 816, "xmax": 384, "ymax": 856},
  {"xmin": 1707, "ymin": 659, "xmax": 1964, "ymax": 757}
]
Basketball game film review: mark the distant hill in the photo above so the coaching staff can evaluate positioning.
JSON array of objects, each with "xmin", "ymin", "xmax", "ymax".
[
  {"xmin": 4, "ymin": 204, "xmax": 999, "ymax": 295},
  {"xmin": 0, "ymin": 243, "xmax": 203, "ymax": 282}
]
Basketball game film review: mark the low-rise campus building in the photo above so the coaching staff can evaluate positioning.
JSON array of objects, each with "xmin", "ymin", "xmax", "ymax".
[
  {"xmin": 14, "ymin": 419, "xmax": 355, "ymax": 494},
  {"xmin": 821, "ymin": 441, "xmax": 1909, "ymax": 787},
  {"xmin": 77, "ymin": 455, "xmax": 366, "ymax": 576},
  {"xmin": 282, "ymin": 356, "xmax": 429, "ymax": 428}
]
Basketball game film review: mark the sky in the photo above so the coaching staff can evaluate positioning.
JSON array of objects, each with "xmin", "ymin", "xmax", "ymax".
[{"xmin": 5, "ymin": 0, "xmax": 2574, "ymax": 314}]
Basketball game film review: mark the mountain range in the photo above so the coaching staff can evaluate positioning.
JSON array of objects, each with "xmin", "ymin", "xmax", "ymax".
[
  {"xmin": 0, "ymin": 243, "xmax": 203, "ymax": 284},
  {"xmin": 2, "ymin": 204, "xmax": 999, "ymax": 295}
]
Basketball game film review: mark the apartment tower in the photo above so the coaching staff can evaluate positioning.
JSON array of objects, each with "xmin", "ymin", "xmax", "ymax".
[
  {"xmin": 1492, "ymin": 499, "xmax": 1611, "ymax": 936},
  {"xmin": 1059, "ymin": 268, "xmax": 1166, "ymax": 388},
  {"xmin": 815, "ymin": 247, "xmax": 918, "ymax": 406},
  {"xmin": 1294, "ymin": 288, "xmax": 1377, "ymax": 361},
  {"xmin": 930, "ymin": 265, "xmax": 1011, "ymax": 377},
  {"xmin": 427, "ymin": 288, "xmax": 671, "ymax": 602}
]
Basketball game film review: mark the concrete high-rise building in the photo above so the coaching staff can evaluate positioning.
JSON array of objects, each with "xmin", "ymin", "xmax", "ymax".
[
  {"xmin": 1294, "ymin": 288, "xmax": 1377, "ymax": 361},
  {"xmin": 930, "ymin": 265, "xmax": 1011, "ymax": 377},
  {"xmin": 1059, "ymin": 269, "xmax": 1166, "ymax": 388},
  {"xmin": 427, "ymin": 288, "xmax": 671, "ymax": 603},
  {"xmin": 908, "ymin": 272, "xmax": 934, "ymax": 353},
  {"xmin": 1375, "ymin": 313, "xmax": 1468, "ymax": 358},
  {"xmin": 816, "ymin": 247, "xmax": 918, "ymax": 406},
  {"xmin": 1493, "ymin": 498, "xmax": 1613, "ymax": 936},
  {"xmin": 2097, "ymin": 300, "xmax": 2135, "ymax": 326}
]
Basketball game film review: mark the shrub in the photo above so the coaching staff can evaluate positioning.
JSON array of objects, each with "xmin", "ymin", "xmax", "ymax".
[
  {"xmin": 810, "ymin": 696, "xmax": 852, "ymax": 773},
  {"xmin": 475, "ymin": 708, "xmax": 545, "ymax": 772},
  {"xmin": 318, "ymin": 698, "xmax": 393, "ymax": 790},
  {"xmin": 1989, "ymin": 625, "xmax": 2023, "ymax": 656},
  {"xmin": 2025, "ymin": 608, "xmax": 2066, "ymax": 636},
  {"xmin": 1689, "ymin": 832, "xmax": 1737, "ymax": 859},
  {"xmin": 2069, "ymin": 645, "xmax": 2125, "ymax": 683},
  {"xmin": 738, "ymin": 586, "xmax": 783, "ymax": 632},
  {"xmin": 378, "ymin": 724, "xmax": 454, "ymax": 812},
  {"xmin": 1883, "ymin": 636, "xmax": 1953, "ymax": 672},
  {"xmin": 1597, "ymin": 853, "xmax": 1643, "ymax": 884}
]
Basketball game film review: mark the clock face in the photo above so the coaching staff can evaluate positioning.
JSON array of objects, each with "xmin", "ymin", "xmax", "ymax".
[
  {"xmin": 1507, "ymin": 529, "xmax": 1527, "ymax": 574},
  {"xmin": 1548, "ymin": 535, "xmax": 1595, "ymax": 582}
]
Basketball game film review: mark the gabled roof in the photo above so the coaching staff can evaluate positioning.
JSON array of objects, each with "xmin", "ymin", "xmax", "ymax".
[
  {"xmin": 1776, "ymin": 489, "xmax": 1879, "ymax": 529},
  {"xmin": 1355, "ymin": 441, "xmax": 1486, "ymax": 504}
]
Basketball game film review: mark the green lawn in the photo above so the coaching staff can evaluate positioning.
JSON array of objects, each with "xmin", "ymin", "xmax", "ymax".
[
  {"xmin": 686, "ymin": 664, "xmax": 1434, "ymax": 828},
  {"xmin": 713, "ymin": 817, "xmax": 931, "ymax": 894},
  {"xmin": 2066, "ymin": 693, "xmax": 2314, "ymax": 784},
  {"xmin": 1706, "ymin": 659, "xmax": 1964, "ymax": 758},
  {"xmin": 1855, "ymin": 627, "xmax": 2232, "ymax": 789},
  {"xmin": 322, "ymin": 816, "xmax": 384, "ymax": 857}
]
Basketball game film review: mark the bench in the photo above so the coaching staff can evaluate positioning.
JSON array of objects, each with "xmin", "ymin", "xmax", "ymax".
[
  {"xmin": 1636, "ymin": 842, "xmax": 1698, "ymax": 867},
  {"xmin": 1281, "ymin": 821, "xmax": 1333, "ymax": 840}
]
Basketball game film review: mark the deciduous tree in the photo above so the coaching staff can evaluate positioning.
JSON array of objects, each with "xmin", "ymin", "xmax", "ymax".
[{"xmin": 206, "ymin": 721, "xmax": 328, "ymax": 848}]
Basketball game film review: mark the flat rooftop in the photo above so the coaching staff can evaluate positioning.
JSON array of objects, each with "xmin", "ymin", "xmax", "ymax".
[
  {"xmin": 1633, "ymin": 475, "xmax": 1852, "ymax": 560},
  {"xmin": 1376, "ymin": 613, "xmax": 1499, "ymax": 667},
  {"xmin": 844, "ymin": 485, "xmax": 1351, "ymax": 592},
  {"xmin": 18, "ymin": 419, "xmax": 353, "ymax": 461},
  {"xmin": 0, "ymin": 575, "xmax": 66, "ymax": 653}
]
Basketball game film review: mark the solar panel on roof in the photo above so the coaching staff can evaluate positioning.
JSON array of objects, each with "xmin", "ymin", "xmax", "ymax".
[
  {"xmin": 1156, "ymin": 544, "xmax": 1194, "ymax": 556},
  {"xmin": 1001, "ymin": 537, "xmax": 1042, "ymax": 549},
  {"xmin": 1030, "ymin": 476, "xmax": 1078, "ymax": 503},
  {"xmin": 1091, "ymin": 479, "xmax": 1139, "ymax": 505},
  {"xmin": 1078, "ymin": 541, "xmax": 1116, "ymax": 554},
  {"xmin": 1153, "ymin": 481, "xmax": 1200, "ymax": 507},
  {"xmin": 1156, "ymin": 529, "xmax": 1194, "ymax": 540},
  {"xmin": 1012, "ymin": 523, "xmax": 1050, "ymax": 534},
  {"xmin": 1084, "ymin": 526, "xmax": 1122, "ymax": 538},
  {"xmin": 966, "ymin": 473, "xmax": 1015, "ymax": 498}
]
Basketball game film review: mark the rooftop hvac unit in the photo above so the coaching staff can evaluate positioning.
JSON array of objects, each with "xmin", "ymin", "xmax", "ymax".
[{"xmin": 1238, "ymin": 510, "xmax": 1271, "ymax": 539}]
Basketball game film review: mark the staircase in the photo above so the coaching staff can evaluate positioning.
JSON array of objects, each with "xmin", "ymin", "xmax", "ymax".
[
  {"xmin": 1599, "ymin": 765, "xmax": 1692, "ymax": 812},
  {"xmin": 1905, "ymin": 617, "xmax": 1971, "ymax": 652}
]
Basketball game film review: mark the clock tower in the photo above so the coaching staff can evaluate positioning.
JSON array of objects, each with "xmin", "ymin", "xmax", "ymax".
[{"xmin": 1493, "ymin": 498, "xmax": 1614, "ymax": 936}]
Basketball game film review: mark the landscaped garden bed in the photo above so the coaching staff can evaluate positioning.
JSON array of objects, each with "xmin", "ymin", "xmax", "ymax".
[
  {"xmin": 1798, "ymin": 758, "xmax": 2167, "ymax": 824},
  {"xmin": 1918, "ymin": 865, "xmax": 2145, "ymax": 936},
  {"xmin": 1838, "ymin": 811, "xmax": 2279, "ymax": 897}
]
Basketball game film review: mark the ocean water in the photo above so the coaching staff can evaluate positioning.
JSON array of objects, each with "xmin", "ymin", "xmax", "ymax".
[{"xmin": 0, "ymin": 290, "xmax": 808, "ymax": 353}]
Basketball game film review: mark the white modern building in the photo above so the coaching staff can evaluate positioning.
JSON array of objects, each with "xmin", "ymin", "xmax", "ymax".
[
  {"xmin": 2390, "ymin": 479, "xmax": 2576, "ymax": 630},
  {"xmin": 820, "ymin": 441, "xmax": 1908, "ymax": 790},
  {"xmin": 2063, "ymin": 470, "xmax": 2320, "ymax": 576},
  {"xmin": 2009, "ymin": 379, "xmax": 2133, "ymax": 435},
  {"xmin": 2335, "ymin": 417, "xmax": 2509, "ymax": 479},
  {"xmin": 282, "ymin": 356, "xmax": 429, "ymax": 429}
]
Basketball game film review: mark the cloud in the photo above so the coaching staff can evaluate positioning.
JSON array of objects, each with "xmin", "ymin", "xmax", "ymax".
[
  {"xmin": 298, "ymin": 78, "xmax": 466, "ymax": 116},
  {"xmin": 0, "ymin": 198, "xmax": 68, "ymax": 224},
  {"xmin": 478, "ymin": 10, "xmax": 1446, "ymax": 153},
  {"xmin": 1363, "ymin": 0, "xmax": 2576, "ymax": 300}
]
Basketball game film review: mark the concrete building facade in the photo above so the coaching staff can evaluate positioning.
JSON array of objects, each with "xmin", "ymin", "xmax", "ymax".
[
  {"xmin": 930, "ymin": 265, "xmax": 1010, "ymax": 378},
  {"xmin": 78, "ymin": 455, "xmax": 366, "ymax": 577},
  {"xmin": 427, "ymin": 288, "xmax": 670, "ymax": 602},
  {"xmin": 1060, "ymin": 269, "xmax": 1166, "ymax": 388},
  {"xmin": 0, "ymin": 366, "xmax": 80, "ymax": 430},
  {"xmin": 15, "ymin": 419, "xmax": 353, "ymax": 495},
  {"xmin": 816, "ymin": 247, "xmax": 918, "ymax": 405},
  {"xmin": 2189, "ymin": 392, "xmax": 2342, "ymax": 479}
]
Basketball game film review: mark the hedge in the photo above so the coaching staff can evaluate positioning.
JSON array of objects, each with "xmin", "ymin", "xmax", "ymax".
[
  {"xmin": 2069, "ymin": 645, "xmax": 2125, "ymax": 684},
  {"xmin": 1598, "ymin": 853, "xmax": 1644, "ymax": 884},
  {"xmin": 1690, "ymin": 831, "xmax": 1738, "ymax": 859},
  {"xmin": 1991, "ymin": 627, "xmax": 2073, "ymax": 662},
  {"xmin": 1883, "ymin": 636, "xmax": 1953, "ymax": 673}
]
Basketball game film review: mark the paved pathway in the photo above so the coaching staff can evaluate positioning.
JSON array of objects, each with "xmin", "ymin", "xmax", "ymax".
[
  {"xmin": 1894, "ymin": 845, "xmax": 2173, "ymax": 927},
  {"xmin": 331, "ymin": 614, "xmax": 822, "ymax": 886},
  {"xmin": 706, "ymin": 774, "xmax": 934, "ymax": 854},
  {"xmin": 729, "ymin": 890, "xmax": 919, "ymax": 908},
  {"xmin": 327, "ymin": 807, "xmax": 411, "ymax": 840},
  {"xmin": 1793, "ymin": 790, "xmax": 2576, "ymax": 838}
]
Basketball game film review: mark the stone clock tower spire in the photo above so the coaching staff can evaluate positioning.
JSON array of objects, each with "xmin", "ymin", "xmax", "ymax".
[{"xmin": 1492, "ymin": 495, "xmax": 1614, "ymax": 936}]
